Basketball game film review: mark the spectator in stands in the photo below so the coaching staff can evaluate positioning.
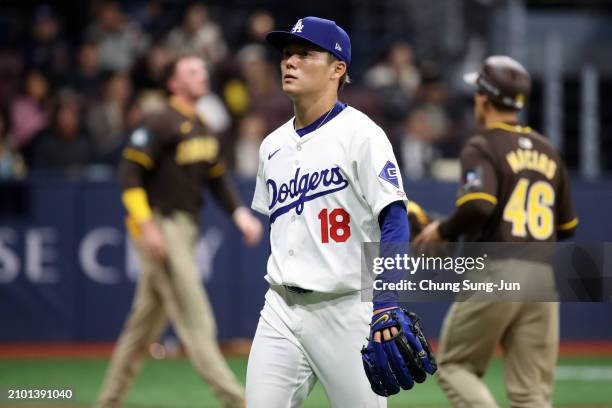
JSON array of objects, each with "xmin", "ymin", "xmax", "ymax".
[
  {"xmin": 8, "ymin": 69, "xmax": 52, "ymax": 161},
  {"xmin": 246, "ymin": 10, "xmax": 275, "ymax": 44},
  {"xmin": 165, "ymin": 3, "xmax": 227, "ymax": 67},
  {"xmin": 399, "ymin": 108, "xmax": 440, "ymax": 180},
  {"xmin": 223, "ymin": 44, "xmax": 291, "ymax": 129},
  {"xmin": 32, "ymin": 93, "xmax": 91, "ymax": 174},
  {"xmin": 62, "ymin": 41, "xmax": 104, "ymax": 101},
  {"xmin": 24, "ymin": 5, "xmax": 70, "ymax": 82},
  {"xmin": 0, "ymin": 2, "xmax": 483, "ymax": 179},
  {"xmin": 417, "ymin": 62, "xmax": 454, "ymax": 156},
  {"xmin": 234, "ymin": 10, "xmax": 275, "ymax": 52},
  {"xmin": 86, "ymin": 71, "xmax": 133, "ymax": 163},
  {"xmin": 365, "ymin": 42, "xmax": 421, "ymax": 139},
  {"xmin": 0, "ymin": 51, "xmax": 23, "ymax": 108},
  {"xmin": 86, "ymin": 1, "xmax": 150, "ymax": 72},
  {"xmin": 365, "ymin": 42, "xmax": 420, "ymax": 97},
  {"xmin": 126, "ymin": 0, "xmax": 171, "ymax": 43},
  {"xmin": 223, "ymin": 10, "xmax": 277, "ymax": 80},
  {"xmin": 234, "ymin": 113, "xmax": 267, "ymax": 178},
  {"xmin": 0, "ymin": 107, "xmax": 26, "ymax": 180},
  {"xmin": 132, "ymin": 43, "xmax": 171, "ymax": 92}
]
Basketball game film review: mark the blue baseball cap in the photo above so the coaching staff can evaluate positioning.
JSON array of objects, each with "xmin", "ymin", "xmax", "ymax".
[{"xmin": 266, "ymin": 16, "xmax": 351, "ymax": 67}]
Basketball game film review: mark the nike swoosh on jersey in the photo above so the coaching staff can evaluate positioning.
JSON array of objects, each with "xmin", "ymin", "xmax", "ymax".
[{"xmin": 268, "ymin": 148, "xmax": 281, "ymax": 160}]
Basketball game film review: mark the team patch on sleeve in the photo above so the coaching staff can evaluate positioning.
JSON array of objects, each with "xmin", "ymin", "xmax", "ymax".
[
  {"xmin": 378, "ymin": 161, "xmax": 399, "ymax": 188},
  {"xmin": 462, "ymin": 166, "xmax": 483, "ymax": 192},
  {"xmin": 130, "ymin": 127, "xmax": 150, "ymax": 148}
]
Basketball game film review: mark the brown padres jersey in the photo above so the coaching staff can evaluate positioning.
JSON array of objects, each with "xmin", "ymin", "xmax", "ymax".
[
  {"xmin": 440, "ymin": 122, "xmax": 578, "ymax": 242},
  {"xmin": 118, "ymin": 97, "xmax": 226, "ymax": 218}
]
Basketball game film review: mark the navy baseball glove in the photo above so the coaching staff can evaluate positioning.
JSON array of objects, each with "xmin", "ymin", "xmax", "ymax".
[{"xmin": 361, "ymin": 308, "xmax": 437, "ymax": 396}]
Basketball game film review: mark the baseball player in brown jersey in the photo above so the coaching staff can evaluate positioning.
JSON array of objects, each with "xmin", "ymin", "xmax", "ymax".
[
  {"xmin": 95, "ymin": 55, "xmax": 262, "ymax": 408},
  {"xmin": 415, "ymin": 56, "xmax": 578, "ymax": 407}
]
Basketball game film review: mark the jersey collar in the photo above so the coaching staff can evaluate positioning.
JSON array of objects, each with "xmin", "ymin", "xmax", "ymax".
[
  {"xmin": 487, "ymin": 121, "xmax": 532, "ymax": 134},
  {"xmin": 294, "ymin": 101, "xmax": 347, "ymax": 137},
  {"xmin": 169, "ymin": 96, "xmax": 197, "ymax": 120}
]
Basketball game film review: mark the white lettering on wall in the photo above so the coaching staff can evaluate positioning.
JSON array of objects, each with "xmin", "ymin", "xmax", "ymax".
[
  {"xmin": 0, "ymin": 228, "xmax": 19, "ymax": 283},
  {"xmin": 25, "ymin": 228, "xmax": 58, "ymax": 283},
  {"xmin": 80, "ymin": 227, "xmax": 121, "ymax": 284}
]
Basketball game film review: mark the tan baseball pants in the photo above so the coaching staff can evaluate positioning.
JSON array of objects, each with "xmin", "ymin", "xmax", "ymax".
[
  {"xmin": 95, "ymin": 211, "xmax": 245, "ymax": 408},
  {"xmin": 436, "ymin": 259, "xmax": 559, "ymax": 408}
]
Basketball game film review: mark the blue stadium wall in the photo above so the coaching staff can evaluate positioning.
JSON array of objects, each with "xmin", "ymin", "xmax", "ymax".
[{"xmin": 0, "ymin": 177, "xmax": 611, "ymax": 342}]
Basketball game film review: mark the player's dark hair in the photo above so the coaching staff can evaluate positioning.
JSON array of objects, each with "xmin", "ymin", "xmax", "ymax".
[
  {"xmin": 161, "ymin": 58, "xmax": 180, "ymax": 94},
  {"xmin": 161, "ymin": 54, "xmax": 204, "ymax": 94},
  {"xmin": 489, "ymin": 98, "xmax": 521, "ymax": 113},
  {"xmin": 328, "ymin": 53, "xmax": 351, "ymax": 92},
  {"xmin": 491, "ymin": 101, "xmax": 521, "ymax": 113}
]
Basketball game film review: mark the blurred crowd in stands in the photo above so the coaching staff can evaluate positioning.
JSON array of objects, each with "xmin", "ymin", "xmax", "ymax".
[{"xmin": 0, "ymin": 1, "xmax": 476, "ymax": 181}]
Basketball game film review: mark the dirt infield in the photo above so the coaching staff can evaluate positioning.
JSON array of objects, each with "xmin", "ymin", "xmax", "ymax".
[
  {"xmin": 1, "ymin": 340, "xmax": 612, "ymax": 359},
  {"xmin": 0, "ymin": 338, "xmax": 253, "ymax": 359}
]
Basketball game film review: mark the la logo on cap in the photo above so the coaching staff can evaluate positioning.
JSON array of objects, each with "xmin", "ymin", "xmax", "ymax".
[
  {"xmin": 335, "ymin": 43, "xmax": 342, "ymax": 51},
  {"xmin": 291, "ymin": 19, "xmax": 304, "ymax": 33}
]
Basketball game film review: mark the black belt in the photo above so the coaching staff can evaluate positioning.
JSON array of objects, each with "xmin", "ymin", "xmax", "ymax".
[{"xmin": 284, "ymin": 285, "xmax": 313, "ymax": 294}]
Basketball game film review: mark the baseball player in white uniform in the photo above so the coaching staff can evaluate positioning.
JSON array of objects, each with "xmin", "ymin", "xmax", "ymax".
[{"xmin": 247, "ymin": 16, "xmax": 436, "ymax": 407}]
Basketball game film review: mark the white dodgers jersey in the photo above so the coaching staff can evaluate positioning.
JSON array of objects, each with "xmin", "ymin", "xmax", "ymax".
[{"xmin": 251, "ymin": 106, "xmax": 407, "ymax": 293}]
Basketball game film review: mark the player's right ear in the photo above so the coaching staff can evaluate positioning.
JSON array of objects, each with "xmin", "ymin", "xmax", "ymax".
[
  {"xmin": 331, "ymin": 60, "xmax": 346, "ymax": 80},
  {"xmin": 475, "ymin": 92, "xmax": 488, "ymax": 109}
]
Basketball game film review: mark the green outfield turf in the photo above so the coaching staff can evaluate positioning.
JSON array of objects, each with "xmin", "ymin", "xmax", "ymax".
[{"xmin": 1, "ymin": 356, "xmax": 611, "ymax": 407}]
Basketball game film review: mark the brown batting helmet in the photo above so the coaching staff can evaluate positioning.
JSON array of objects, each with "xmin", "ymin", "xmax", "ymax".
[{"xmin": 464, "ymin": 55, "xmax": 531, "ymax": 110}]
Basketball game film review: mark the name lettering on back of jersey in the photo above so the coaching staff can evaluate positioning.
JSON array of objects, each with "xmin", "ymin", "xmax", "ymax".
[
  {"xmin": 506, "ymin": 149, "xmax": 557, "ymax": 180},
  {"xmin": 175, "ymin": 137, "xmax": 219, "ymax": 164},
  {"xmin": 267, "ymin": 166, "xmax": 349, "ymax": 223},
  {"xmin": 378, "ymin": 161, "xmax": 399, "ymax": 188}
]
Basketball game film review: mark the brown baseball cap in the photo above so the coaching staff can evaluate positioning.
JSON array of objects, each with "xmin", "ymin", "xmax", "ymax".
[{"xmin": 464, "ymin": 55, "xmax": 531, "ymax": 110}]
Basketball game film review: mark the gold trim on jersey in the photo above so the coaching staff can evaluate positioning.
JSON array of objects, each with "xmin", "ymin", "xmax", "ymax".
[
  {"xmin": 208, "ymin": 163, "xmax": 226, "ymax": 178},
  {"xmin": 407, "ymin": 201, "xmax": 428, "ymax": 225},
  {"xmin": 488, "ymin": 122, "xmax": 532, "ymax": 134},
  {"xmin": 169, "ymin": 96, "xmax": 197, "ymax": 120},
  {"xmin": 123, "ymin": 148, "xmax": 153, "ymax": 169},
  {"xmin": 557, "ymin": 217, "xmax": 578, "ymax": 231},
  {"xmin": 456, "ymin": 192, "xmax": 498, "ymax": 207}
]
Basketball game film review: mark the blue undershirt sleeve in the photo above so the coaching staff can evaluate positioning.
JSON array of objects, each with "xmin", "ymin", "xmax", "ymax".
[{"xmin": 373, "ymin": 200, "xmax": 410, "ymax": 311}]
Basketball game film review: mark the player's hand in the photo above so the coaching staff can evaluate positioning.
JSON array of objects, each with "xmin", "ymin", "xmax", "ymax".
[
  {"xmin": 372, "ymin": 306, "xmax": 399, "ymax": 343},
  {"xmin": 233, "ymin": 207, "xmax": 263, "ymax": 246},
  {"xmin": 361, "ymin": 308, "xmax": 437, "ymax": 397},
  {"xmin": 372, "ymin": 326, "xmax": 399, "ymax": 342},
  {"xmin": 139, "ymin": 219, "xmax": 167, "ymax": 261},
  {"xmin": 413, "ymin": 220, "xmax": 442, "ymax": 244}
]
